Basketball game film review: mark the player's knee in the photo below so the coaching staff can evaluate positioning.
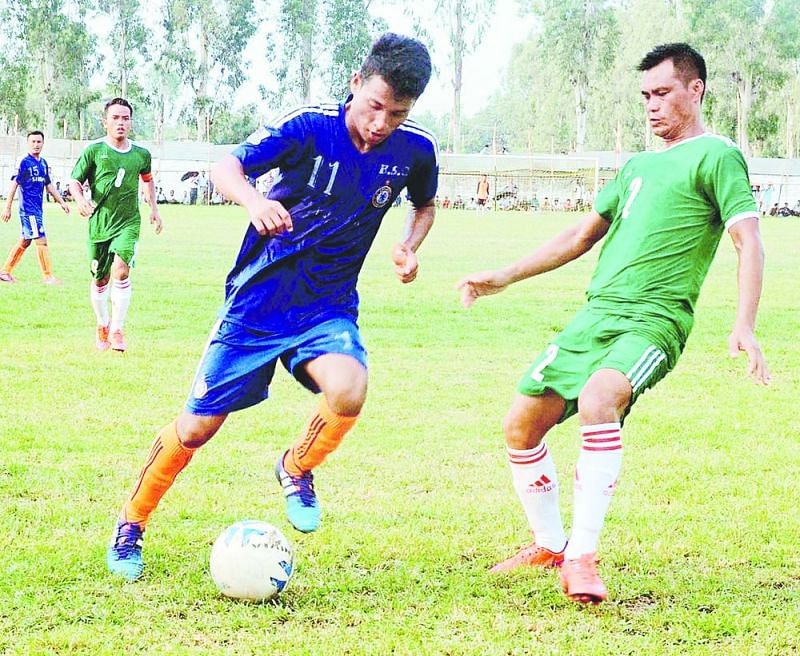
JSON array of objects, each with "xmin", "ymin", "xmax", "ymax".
[
  {"xmin": 21, "ymin": 239, "xmax": 32, "ymax": 249},
  {"xmin": 577, "ymin": 387, "xmax": 629, "ymax": 424},
  {"xmin": 176, "ymin": 413, "xmax": 224, "ymax": 448},
  {"xmin": 324, "ymin": 372, "xmax": 367, "ymax": 416},
  {"xmin": 503, "ymin": 410, "xmax": 545, "ymax": 450}
]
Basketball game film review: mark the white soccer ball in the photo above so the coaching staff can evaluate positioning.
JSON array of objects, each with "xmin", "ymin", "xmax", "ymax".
[{"xmin": 210, "ymin": 520, "xmax": 294, "ymax": 601}]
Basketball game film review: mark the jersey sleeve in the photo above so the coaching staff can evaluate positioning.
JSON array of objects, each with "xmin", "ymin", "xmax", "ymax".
[
  {"xmin": 71, "ymin": 145, "xmax": 94, "ymax": 183},
  {"xmin": 14, "ymin": 159, "xmax": 26, "ymax": 184},
  {"xmin": 405, "ymin": 141, "xmax": 438, "ymax": 207},
  {"xmin": 707, "ymin": 146, "xmax": 759, "ymax": 230},
  {"xmin": 593, "ymin": 172, "xmax": 622, "ymax": 222},
  {"xmin": 232, "ymin": 111, "xmax": 307, "ymax": 178},
  {"xmin": 140, "ymin": 149, "xmax": 152, "ymax": 177}
]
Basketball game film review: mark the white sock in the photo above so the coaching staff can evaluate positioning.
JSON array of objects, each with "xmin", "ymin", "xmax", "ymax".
[
  {"xmin": 507, "ymin": 443, "xmax": 567, "ymax": 552},
  {"xmin": 564, "ymin": 422, "xmax": 622, "ymax": 560},
  {"xmin": 91, "ymin": 282, "xmax": 110, "ymax": 327},
  {"xmin": 109, "ymin": 278, "xmax": 132, "ymax": 332}
]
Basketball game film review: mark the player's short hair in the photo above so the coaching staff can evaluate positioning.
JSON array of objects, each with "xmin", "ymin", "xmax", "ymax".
[
  {"xmin": 104, "ymin": 97, "xmax": 134, "ymax": 117},
  {"xmin": 638, "ymin": 43, "xmax": 707, "ymax": 100},
  {"xmin": 27, "ymin": 130, "xmax": 44, "ymax": 139},
  {"xmin": 360, "ymin": 33, "xmax": 432, "ymax": 100}
]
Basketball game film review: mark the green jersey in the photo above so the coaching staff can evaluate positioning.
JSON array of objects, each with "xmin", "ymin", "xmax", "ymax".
[
  {"xmin": 71, "ymin": 140, "xmax": 152, "ymax": 242},
  {"xmin": 592, "ymin": 133, "xmax": 758, "ymax": 342}
]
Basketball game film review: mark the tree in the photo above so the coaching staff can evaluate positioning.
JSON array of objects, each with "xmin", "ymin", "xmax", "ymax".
[
  {"xmin": 98, "ymin": 0, "xmax": 147, "ymax": 98},
  {"xmin": 163, "ymin": 0, "xmax": 258, "ymax": 141},
  {"xmin": 433, "ymin": 0, "xmax": 495, "ymax": 153},
  {"xmin": 276, "ymin": 0, "xmax": 319, "ymax": 104},
  {"xmin": 532, "ymin": 0, "xmax": 618, "ymax": 153},
  {"xmin": 688, "ymin": 0, "xmax": 800, "ymax": 156}
]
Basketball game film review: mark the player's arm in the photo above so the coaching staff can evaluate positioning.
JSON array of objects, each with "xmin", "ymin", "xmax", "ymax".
[
  {"xmin": 392, "ymin": 200, "xmax": 435, "ymax": 284},
  {"xmin": 211, "ymin": 154, "xmax": 292, "ymax": 236},
  {"xmin": 45, "ymin": 183, "xmax": 70, "ymax": 214},
  {"xmin": 727, "ymin": 217, "xmax": 770, "ymax": 385},
  {"xmin": 69, "ymin": 179, "xmax": 95, "ymax": 218},
  {"xmin": 2, "ymin": 181, "xmax": 18, "ymax": 222},
  {"xmin": 140, "ymin": 173, "xmax": 162, "ymax": 234},
  {"xmin": 458, "ymin": 209, "xmax": 610, "ymax": 308}
]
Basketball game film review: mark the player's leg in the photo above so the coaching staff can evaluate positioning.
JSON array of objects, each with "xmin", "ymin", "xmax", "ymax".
[
  {"xmin": 33, "ymin": 236, "xmax": 60, "ymax": 285},
  {"xmin": 108, "ymin": 254, "xmax": 132, "ymax": 351},
  {"xmin": 560, "ymin": 330, "xmax": 673, "ymax": 604},
  {"xmin": 89, "ymin": 241, "xmax": 114, "ymax": 350},
  {"xmin": 277, "ymin": 319, "xmax": 368, "ymax": 532},
  {"xmin": 1, "ymin": 224, "xmax": 32, "ymax": 281},
  {"xmin": 559, "ymin": 368, "xmax": 630, "ymax": 604},
  {"xmin": 108, "ymin": 319, "xmax": 281, "ymax": 580},
  {"xmin": 491, "ymin": 390, "xmax": 569, "ymax": 572}
]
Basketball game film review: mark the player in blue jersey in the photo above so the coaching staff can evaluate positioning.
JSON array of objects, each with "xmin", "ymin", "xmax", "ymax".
[
  {"xmin": 1, "ymin": 131, "xmax": 70, "ymax": 284},
  {"xmin": 107, "ymin": 33, "xmax": 438, "ymax": 581}
]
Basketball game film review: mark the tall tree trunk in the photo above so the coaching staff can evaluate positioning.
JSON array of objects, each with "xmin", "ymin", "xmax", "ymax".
[
  {"xmin": 42, "ymin": 51, "xmax": 56, "ymax": 137},
  {"xmin": 196, "ymin": 26, "xmax": 209, "ymax": 141},
  {"xmin": 574, "ymin": 76, "xmax": 587, "ymax": 153},
  {"xmin": 448, "ymin": 0, "xmax": 464, "ymax": 153},
  {"xmin": 121, "ymin": 24, "xmax": 128, "ymax": 98},
  {"xmin": 301, "ymin": 27, "xmax": 313, "ymax": 103},
  {"xmin": 736, "ymin": 74, "xmax": 753, "ymax": 157}
]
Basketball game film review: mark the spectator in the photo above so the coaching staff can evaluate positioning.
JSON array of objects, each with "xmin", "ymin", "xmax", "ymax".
[{"xmin": 777, "ymin": 202, "xmax": 793, "ymax": 217}]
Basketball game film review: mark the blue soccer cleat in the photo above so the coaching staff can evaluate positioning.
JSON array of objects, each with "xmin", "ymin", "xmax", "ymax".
[
  {"xmin": 275, "ymin": 453, "xmax": 321, "ymax": 533},
  {"xmin": 107, "ymin": 520, "xmax": 145, "ymax": 581}
]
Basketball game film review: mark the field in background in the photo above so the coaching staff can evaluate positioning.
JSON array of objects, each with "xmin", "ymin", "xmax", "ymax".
[{"xmin": 0, "ymin": 206, "xmax": 798, "ymax": 655}]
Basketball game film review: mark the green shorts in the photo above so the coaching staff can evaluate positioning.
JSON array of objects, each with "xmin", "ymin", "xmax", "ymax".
[
  {"xmin": 518, "ymin": 305, "xmax": 684, "ymax": 422},
  {"xmin": 88, "ymin": 224, "xmax": 140, "ymax": 280}
]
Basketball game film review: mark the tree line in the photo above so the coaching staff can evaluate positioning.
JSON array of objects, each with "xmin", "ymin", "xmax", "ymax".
[{"xmin": 1, "ymin": 0, "xmax": 798, "ymax": 159}]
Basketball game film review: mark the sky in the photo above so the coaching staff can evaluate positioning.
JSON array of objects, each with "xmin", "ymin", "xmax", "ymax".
[{"xmin": 233, "ymin": 1, "xmax": 537, "ymax": 118}]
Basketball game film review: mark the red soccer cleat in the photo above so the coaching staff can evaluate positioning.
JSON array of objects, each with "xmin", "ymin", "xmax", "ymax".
[
  {"xmin": 560, "ymin": 552, "xmax": 608, "ymax": 604},
  {"xmin": 110, "ymin": 329, "xmax": 127, "ymax": 352},
  {"xmin": 490, "ymin": 542, "xmax": 565, "ymax": 573}
]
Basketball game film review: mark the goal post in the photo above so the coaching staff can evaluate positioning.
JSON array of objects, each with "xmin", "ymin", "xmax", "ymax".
[{"xmin": 437, "ymin": 153, "xmax": 601, "ymax": 211}]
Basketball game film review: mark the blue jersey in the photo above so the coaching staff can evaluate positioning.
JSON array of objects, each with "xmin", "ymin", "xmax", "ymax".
[
  {"xmin": 223, "ymin": 101, "xmax": 439, "ymax": 331},
  {"xmin": 14, "ymin": 154, "xmax": 51, "ymax": 219}
]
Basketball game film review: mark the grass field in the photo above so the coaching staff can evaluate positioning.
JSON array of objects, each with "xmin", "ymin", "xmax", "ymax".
[{"xmin": 1, "ymin": 204, "xmax": 798, "ymax": 655}]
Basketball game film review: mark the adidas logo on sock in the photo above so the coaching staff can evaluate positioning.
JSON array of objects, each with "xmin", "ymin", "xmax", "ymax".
[{"xmin": 526, "ymin": 474, "xmax": 555, "ymax": 494}]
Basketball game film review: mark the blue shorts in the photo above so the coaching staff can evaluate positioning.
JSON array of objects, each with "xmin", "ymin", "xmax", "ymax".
[
  {"xmin": 20, "ymin": 213, "xmax": 46, "ymax": 240},
  {"xmin": 185, "ymin": 317, "xmax": 368, "ymax": 416}
]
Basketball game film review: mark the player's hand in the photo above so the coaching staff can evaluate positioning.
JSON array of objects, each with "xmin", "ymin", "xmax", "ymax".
[
  {"xmin": 1, "ymin": 207, "xmax": 10, "ymax": 222},
  {"xmin": 456, "ymin": 270, "xmax": 512, "ymax": 308},
  {"xmin": 392, "ymin": 243, "xmax": 418, "ymax": 283},
  {"xmin": 728, "ymin": 325, "xmax": 771, "ymax": 385},
  {"xmin": 247, "ymin": 198, "xmax": 293, "ymax": 236},
  {"xmin": 77, "ymin": 199, "xmax": 96, "ymax": 218},
  {"xmin": 60, "ymin": 203, "xmax": 70, "ymax": 215},
  {"xmin": 151, "ymin": 212, "xmax": 163, "ymax": 234}
]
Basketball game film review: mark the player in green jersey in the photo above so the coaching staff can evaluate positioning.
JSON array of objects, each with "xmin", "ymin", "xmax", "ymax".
[
  {"xmin": 458, "ymin": 43, "xmax": 770, "ymax": 604},
  {"xmin": 69, "ymin": 98, "xmax": 162, "ymax": 353}
]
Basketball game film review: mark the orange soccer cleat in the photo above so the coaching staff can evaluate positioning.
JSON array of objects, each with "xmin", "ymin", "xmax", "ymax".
[
  {"xmin": 96, "ymin": 324, "xmax": 111, "ymax": 351},
  {"xmin": 560, "ymin": 552, "xmax": 608, "ymax": 604},
  {"xmin": 490, "ymin": 542, "xmax": 565, "ymax": 573}
]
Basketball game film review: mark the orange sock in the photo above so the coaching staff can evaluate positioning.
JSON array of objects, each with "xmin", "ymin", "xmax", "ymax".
[
  {"xmin": 2, "ymin": 241, "xmax": 26, "ymax": 273},
  {"xmin": 35, "ymin": 243, "xmax": 52, "ymax": 277},
  {"xmin": 284, "ymin": 397, "xmax": 359, "ymax": 475},
  {"xmin": 124, "ymin": 421, "xmax": 197, "ymax": 526}
]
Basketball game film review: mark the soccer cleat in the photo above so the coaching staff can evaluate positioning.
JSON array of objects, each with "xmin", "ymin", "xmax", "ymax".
[
  {"xmin": 110, "ymin": 329, "xmax": 127, "ymax": 352},
  {"xmin": 275, "ymin": 453, "xmax": 321, "ymax": 533},
  {"xmin": 107, "ymin": 521, "xmax": 145, "ymax": 581},
  {"xmin": 0, "ymin": 272, "xmax": 16, "ymax": 283},
  {"xmin": 560, "ymin": 552, "xmax": 608, "ymax": 604},
  {"xmin": 96, "ymin": 324, "xmax": 111, "ymax": 351},
  {"xmin": 490, "ymin": 542, "xmax": 565, "ymax": 573},
  {"xmin": 43, "ymin": 276, "xmax": 62, "ymax": 285}
]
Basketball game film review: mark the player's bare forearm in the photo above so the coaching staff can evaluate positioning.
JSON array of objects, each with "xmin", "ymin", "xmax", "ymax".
[
  {"xmin": 504, "ymin": 210, "xmax": 609, "ymax": 284},
  {"xmin": 143, "ymin": 179, "xmax": 162, "ymax": 233},
  {"xmin": 730, "ymin": 218, "xmax": 764, "ymax": 330},
  {"xmin": 46, "ymin": 183, "xmax": 68, "ymax": 212},
  {"xmin": 3, "ymin": 182, "xmax": 18, "ymax": 214},
  {"xmin": 211, "ymin": 155, "xmax": 264, "ymax": 209},
  {"xmin": 212, "ymin": 155, "xmax": 292, "ymax": 236},
  {"xmin": 403, "ymin": 201, "xmax": 435, "ymax": 252}
]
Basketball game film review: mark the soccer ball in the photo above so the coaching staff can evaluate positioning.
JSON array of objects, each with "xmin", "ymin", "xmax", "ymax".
[{"xmin": 210, "ymin": 520, "xmax": 294, "ymax": 601}]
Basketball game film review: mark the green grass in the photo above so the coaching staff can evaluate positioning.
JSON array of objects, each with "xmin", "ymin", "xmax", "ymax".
[{"xmin": 1, "ymin": 205, "xmax": 798, "ymax": 655}]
